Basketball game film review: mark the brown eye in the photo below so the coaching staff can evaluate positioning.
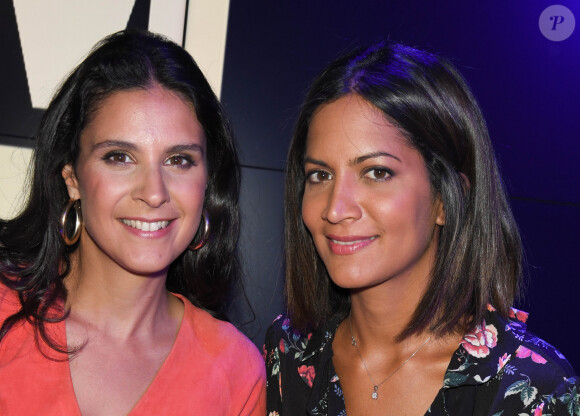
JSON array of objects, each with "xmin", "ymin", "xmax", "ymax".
[
  {"xmin": 364, "ymin": 167, "xmax": 392, "ymax": 181},
  {"xmin": 103, "ymin": 151, "xmax": 132, "ymax": 164},
  {"xmin": 315, "ymin": 171, "xmax": 330, "ymax": 181},
  {"xmin": 306, "ymin": 170, "xmax": 333, "ymax": 183},
  {"xmin": 164, "ymin": 154, "xmax": 194, "ymax": 167}
]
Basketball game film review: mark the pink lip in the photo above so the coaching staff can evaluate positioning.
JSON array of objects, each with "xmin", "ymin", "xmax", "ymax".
[
  {"xmin": 119, "ymin": 218, "xmax": 175, "ymax": 239},
  {"xmin": 326, "ymin": 234, "xmax": 377, "ymax": 255}
]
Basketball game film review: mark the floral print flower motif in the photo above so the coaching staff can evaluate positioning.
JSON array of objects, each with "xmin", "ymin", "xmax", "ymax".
[
  {"xmin": 298, "ymin": 364, "xmax": 316, "ymax": 387},
  {"xmin": 516, "ymin": 346, "xmax": 547, "ymax": 364},
  {"xmin": 533, "ymin": 402, "xmax": 544, "ymax": 416},
  {"xmin": 462, "ymin": 320, "xmax": 498, "ymax": 358},
  {"xmin": 333, "ymin": 384, "xmax": 344, "ymax": 398},
  {"xmin": 505, "ymin": 377, "xmax": 538, "ymax": 407},
  {"xmin": 509, "ymin": 308, "xmax": 529, "ymax": 324},
  {"xmin": 282, "ymin": 317, "xmax": 291, "ymax": 330},
  {"xmin": 265, "ymin": 310, "xmax": 580, "ymax": 416},
  {"xmin": 498, "ymin": 353, "xmax": 511, "ymax": 372},
  {"xmin": 474, "ymin": 375, "xmax": 491, "ymax": 383},
  {"xmin": 559, "ymin": 385, "xmax": 580, "ymax": 415}
]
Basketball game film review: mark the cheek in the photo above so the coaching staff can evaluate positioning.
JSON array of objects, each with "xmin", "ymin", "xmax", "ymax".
[
  {"xmin": 374, "ymin": 188, "xmax": 435, "ymax": 231},
  {"xmin": 401, "ymin": 193, "xmax": 440, "ymax": 244},
  {"xmin": 173, "ymin": 176, "xmax": 207, "ymax": 217},
  {"xmin": 78, "ymin": 170, "xmax": 127, "ymax": 203},
  {"xmin": 178, "ymin": 172, "xmax": 207, "ymax": 195},
  {"xmin": 301, "ymin": 193, "xmax": 319, "ymax": 234},
  {"xmin": 182, "ymin": 184, "xmax": 206, "ymax": 208},
  {"xmin": 79, "ymin": 182, "xmax": 126, "ymax": 227},
  {"xmin": 75, "ymin": 165, "xmax": 111, "ymax": 199}
]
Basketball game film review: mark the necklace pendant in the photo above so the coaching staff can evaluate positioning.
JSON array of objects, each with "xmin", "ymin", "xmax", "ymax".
[{"xmin": 372, "ymin": 386, "xmax": 378, "ymax": 400}]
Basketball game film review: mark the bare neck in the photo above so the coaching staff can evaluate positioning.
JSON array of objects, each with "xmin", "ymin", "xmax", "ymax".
[
  {"xmin": 64, "ymin": 251, "xmax": 182, "ymax": 340},
  {"xmin": 348, "ymin": 269, "xmax": 429, "ymax": 348}
]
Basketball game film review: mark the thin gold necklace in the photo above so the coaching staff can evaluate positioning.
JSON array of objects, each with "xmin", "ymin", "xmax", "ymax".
[{"xmin": 348, "ymin": 312, "xmax": 432, "ymax": 400}]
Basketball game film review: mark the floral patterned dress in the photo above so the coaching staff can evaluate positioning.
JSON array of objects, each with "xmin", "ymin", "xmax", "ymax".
[{"xmin": 264, "ymin": 306, "xmax": 579, "ymax": 415}]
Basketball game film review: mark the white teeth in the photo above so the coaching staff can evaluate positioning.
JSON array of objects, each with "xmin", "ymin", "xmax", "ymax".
[
  {"xmin": 332, "ymin": 236, "xmax": 376, "ymax": 245},
  {"xmin": 121, "ymin": 219, "xmax": 169, "ymax": 231}
]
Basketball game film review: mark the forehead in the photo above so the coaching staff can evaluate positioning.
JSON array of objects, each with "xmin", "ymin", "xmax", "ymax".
[
  {"xmin": 79, "ymin": 86, "xmax": 204, "ymax": 148},
  {"xmin": 306, "ymin": 94, "xmax": 411, "ymax": 154},
  {"xmin": 88, "ymin": 85, "xmax": 195, "ymax": 121}
]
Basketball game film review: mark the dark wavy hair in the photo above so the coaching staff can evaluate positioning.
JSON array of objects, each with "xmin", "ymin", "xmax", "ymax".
[
  {"xmin": 285, "ymin": 43, "xmax": 522, "ymax": 339},
  {"xmin": 0, "ymin": 29, "xmax": 241, "ymax": 352}
]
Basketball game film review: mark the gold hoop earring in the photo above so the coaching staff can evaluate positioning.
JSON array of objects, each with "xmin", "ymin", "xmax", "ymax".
[
  {"xmin": 60, "ymin": 199, "xmax": 82, "ymax": 245},
  {"xmin": 189, "ymin": 209, "xmax": 210, "ymax": 251}
]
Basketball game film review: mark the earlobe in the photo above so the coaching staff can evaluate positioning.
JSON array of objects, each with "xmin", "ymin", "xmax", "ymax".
[
  {"xmin": 435, "ymin": 199, "xmax": 445, "ymax": 226},
  {"xmin": 62, "ymin": 163, "xmax": 81, "ymax": 200}
]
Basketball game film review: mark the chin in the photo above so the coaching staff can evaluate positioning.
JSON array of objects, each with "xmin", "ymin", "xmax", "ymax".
[
  {"xmin": 328, "ymin": 272, "xmax": 370, "ymax": 290},
  {"xmin": 119, "ymin": 259, "xmax": 173, "ymax": 277}
]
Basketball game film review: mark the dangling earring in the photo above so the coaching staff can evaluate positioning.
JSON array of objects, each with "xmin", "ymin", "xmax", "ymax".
[
  {"xmin": 60, "ymin": 199, "xmax": 83, "ymax": 245},
  {"xmin": 189, "ymin": 209, "xmax": 210, "ymax": 250}
]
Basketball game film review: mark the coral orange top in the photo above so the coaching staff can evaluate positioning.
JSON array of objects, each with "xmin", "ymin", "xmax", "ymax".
[{"xmin": 0, "ymin": 285, "xmax": 266, "ymax": 415}]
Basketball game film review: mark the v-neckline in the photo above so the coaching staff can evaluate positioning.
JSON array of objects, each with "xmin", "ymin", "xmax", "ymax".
[{"xmin": 62, "ymin": 293, "xmax": 187, "ymax": 416}]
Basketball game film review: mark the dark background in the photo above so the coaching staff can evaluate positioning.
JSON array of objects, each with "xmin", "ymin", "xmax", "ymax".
[
  {"xmin": 222, "ymin": 1, "xmax": 580, "ymax": 372},
  {"xmin": 1, "ymin": 1, "xmax": 578, "ymax": 371}
]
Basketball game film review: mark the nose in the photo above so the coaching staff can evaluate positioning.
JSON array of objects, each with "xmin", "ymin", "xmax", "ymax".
[
  {"xmin": 131, "ymin": 165, "xmax": 170, "ymax": 208},
  {"xmin": 322, "ymin": 175, "xmax": 362, "ymax": 224}
]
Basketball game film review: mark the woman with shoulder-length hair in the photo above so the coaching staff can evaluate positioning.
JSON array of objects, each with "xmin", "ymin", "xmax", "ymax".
[
  {"xmin": 0, "ymin": 29, "xmax": 265, "ymax": 415},
  {"xmin": 264, "ymin": 43, "xmax": 578, "ymax": 415}
]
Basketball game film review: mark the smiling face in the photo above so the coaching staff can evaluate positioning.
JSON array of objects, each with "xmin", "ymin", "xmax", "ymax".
[
  {"xmin": 62, "ymin": 85, "xmax": 207, "ymax": 277},
  {"xmin": 301, "ymin": 94, "xmax": 444, "ymax": 291}
]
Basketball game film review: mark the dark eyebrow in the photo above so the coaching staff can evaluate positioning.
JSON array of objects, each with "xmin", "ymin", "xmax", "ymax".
[
  {"xmin": 303, "ymin": 152, "xmax": 401, "ymax": 168},
  {"xmin": 92, "ymin": 140, "xmax": 137, "ymax": 152},
  {"xmin": 92, "ymin": 141, "xmax": 205, "ymax": 156},
  {"xmin": 303, "ymin": 157, "xmax": 331, "ymax": 168},
  {"xmin": 167, "ymin": 143, "xmax": 205, "ymax": 157},
  {"xmin": 351, "ymin": 151, "xmax": 401, "ymax": 165}
]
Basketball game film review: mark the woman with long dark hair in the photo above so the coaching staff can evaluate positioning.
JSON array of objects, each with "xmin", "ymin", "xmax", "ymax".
[
  {"xmin": 0, "ymin": 30, "xmax": 265, "ymax": 415},
  {"xmin": 264, "ymin": 43, "xmax": 578, "ymax": 415}
]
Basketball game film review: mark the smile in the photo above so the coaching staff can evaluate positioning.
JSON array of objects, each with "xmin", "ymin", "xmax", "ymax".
[
  {"xmin": 330, "ymin": 236, "xmax": 377, "ymax": 245},
  {"xmin": 121, "ymin": 219, "xmax": 170, "ymax": 232},
  {"xmin": 327, "ymin": 235, "xmax": 377, "ymax": 255}
]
